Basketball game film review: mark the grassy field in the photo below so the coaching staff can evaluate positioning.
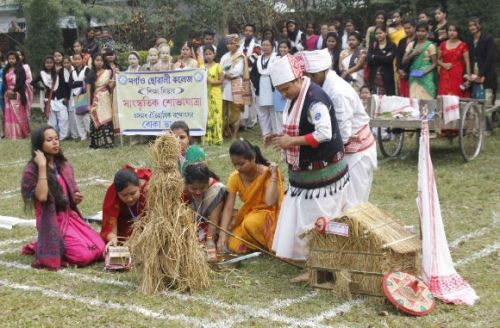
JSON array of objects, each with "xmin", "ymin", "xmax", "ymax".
[{"xmin": 0, "ymin": 116, "xmax": 499, "ymax": 327}]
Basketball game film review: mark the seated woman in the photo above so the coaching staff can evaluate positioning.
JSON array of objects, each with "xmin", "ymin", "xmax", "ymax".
[
  {"xmin": 217, "ymin": 139, "xmax": 284, "ymax": 254},
  {"xmin": 183, "ymin": 162, "xmax": 226, "ymax": 242},
  {"xmin": 100, "ymin": 166, "xmax": 152, "ymax": 249},
  {"xmin": 21, "ymin": 126, "xmax": 104, "ymax": 270},
  {"xmin": 170, "ymin": 120, "xmax": 206, "ymax": 173}
]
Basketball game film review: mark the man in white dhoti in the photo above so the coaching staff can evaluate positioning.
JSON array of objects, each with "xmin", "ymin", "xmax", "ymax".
[
  {"xmin": 297, "ymin": 48, "xmax": 377, "ymax": 206},
  {"xmin": 268, "ymin": 54, "xmax": 351, "ymax": 281}
]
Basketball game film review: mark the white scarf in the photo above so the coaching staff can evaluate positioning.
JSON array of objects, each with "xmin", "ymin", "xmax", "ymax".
[
  {"xmin": 71, "ymin": 67, "xmax": 88, "ymax": 96},
  {"xmin": 40, "ymin": 71, "xmax": 59, "ymax": 96},
  {"xmin": 290, "ymin": 30, "xmax": 303, "ymax": 49},
  {"xmin": 256, "ymin": 52, "xmax": 277, "ymax": 76},
  {"xmin": 316, "ymin": 35, "xmax": 324, "ymax": 49},
  {"xmin": 239, "ymin": 37, "xmax": 256, "ymax": 57},
  {"xmin": 418, "ymin": 115, "xmax": 479, "ymax": 306},
  {"xmin": 64, "ymin": 68, "xmax": 71, "ymax": 83}
]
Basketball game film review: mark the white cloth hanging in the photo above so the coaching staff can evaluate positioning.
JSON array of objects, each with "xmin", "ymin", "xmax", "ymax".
[
  {"xmin": 417, "ymin": 115, "xmax": 479, "ymax": 306},
  {"xmin": 442, "ymin": 95, "xmax": 460, "ymax": 124}
]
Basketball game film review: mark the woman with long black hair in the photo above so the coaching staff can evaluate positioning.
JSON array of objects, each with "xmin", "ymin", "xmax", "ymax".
[
  {"xmin": 21, "ymin": 126, "xmax": 104, "ymax": 270},
  {"xmin": 3, "ymin": 51, "xmax": 29, "ymax": 139}
]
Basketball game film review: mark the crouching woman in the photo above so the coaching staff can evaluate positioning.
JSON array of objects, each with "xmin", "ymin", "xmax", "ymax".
[
  {"xmin": 100, "ymin": 166, "xmax": 152, "ymax": 249},
  {"xmin": 21, "ymin": 126, "xmax": 104, "ymax": 269},
  {"xmin": 183, "ymin": 162, "xmax": 226, "ymax": 242},
  {"xmin": 217, "ymin": 140, "xmax": 284, "ymax": 253}
]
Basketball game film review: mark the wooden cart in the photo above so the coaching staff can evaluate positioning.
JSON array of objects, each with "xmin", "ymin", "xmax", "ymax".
[{"xmin": 368, "ymin": 96, "xmax": 486, "ymax": 161}]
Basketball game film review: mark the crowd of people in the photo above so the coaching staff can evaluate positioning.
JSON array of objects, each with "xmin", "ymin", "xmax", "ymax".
[
  {"xmin": 10, "ymin": 6, "xmax": 498, "ymax": 280},
  {"xmin": 1, "ymin": 6, "xmax": 497, "ymax": 146}
]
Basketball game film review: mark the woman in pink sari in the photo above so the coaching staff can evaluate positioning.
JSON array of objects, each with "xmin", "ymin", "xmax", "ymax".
[
  {"xmin": 3, "ymin": 51, "xmax": 30, "ymax": 139},
  {"xmin": 21, "ymin": 126, "xmax": 104, "ymax": 270}
]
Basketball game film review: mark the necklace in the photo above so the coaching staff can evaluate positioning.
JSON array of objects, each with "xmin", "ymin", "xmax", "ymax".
[{"xmin": 127, "ymin": 202, "xmax": 140, "ymax": 220}]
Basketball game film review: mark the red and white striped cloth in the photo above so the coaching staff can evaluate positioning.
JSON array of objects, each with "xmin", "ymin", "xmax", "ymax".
[
  {"xmin": 417, "ymin": 115, "xmax": 479, "ymax": 305},
  {"xmin": 282, "ymin": 76, "xmax": 311, "ymax": 170},
  {"xmin": 442, "ymin": 95, "xmax": 460, "ymax": 124}
]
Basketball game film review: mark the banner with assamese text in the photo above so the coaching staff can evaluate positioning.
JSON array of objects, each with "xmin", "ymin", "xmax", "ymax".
[{"xmin": 116, "ymin": 69, "xmax": 208, "ymax": 136}]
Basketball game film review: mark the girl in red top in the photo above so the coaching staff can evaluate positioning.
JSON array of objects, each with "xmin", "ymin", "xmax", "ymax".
[
  {"xmin": 100, "ymin": 165, "xmax": 152, "ymax": 249},
  {"xmin": 438, "ymin": 23, "xmax": 471, "ymax": 97}
]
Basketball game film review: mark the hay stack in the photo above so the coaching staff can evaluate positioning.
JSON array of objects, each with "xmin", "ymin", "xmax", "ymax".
[
  {"xmin": 127, "ymin": 134, "xmax": 210, "ymax": 293},
  {"xmin": 306, "ymin": 203, "xmax": 421, "ymax": 298}
]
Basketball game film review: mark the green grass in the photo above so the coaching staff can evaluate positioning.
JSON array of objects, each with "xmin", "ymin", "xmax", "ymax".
[{"xmin": 0, "ymin": 117, "xmax": 499, "ymax": 327}]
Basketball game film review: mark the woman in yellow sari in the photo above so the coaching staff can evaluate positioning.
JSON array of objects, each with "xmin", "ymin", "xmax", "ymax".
[{"xmin": 217, "ymin": 139, "xmax": 284, "ymax": 253}]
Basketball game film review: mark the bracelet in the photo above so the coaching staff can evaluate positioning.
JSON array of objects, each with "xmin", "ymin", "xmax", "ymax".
[{"xmin": 38, "ymin": 177, "xmax": 47, "ymax": 180}]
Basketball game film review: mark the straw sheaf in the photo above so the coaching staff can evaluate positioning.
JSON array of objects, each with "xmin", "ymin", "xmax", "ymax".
[
  {"xmin": 306, "ymin": 203, "xmax": 420, "ymax": 297},
  {"xmin": 127, "ymin": 134, "xmax": 210, "ymax": 293},
  {"xmin": 304, "ymin": 203, "xmax": 421, "ymax": 254}
]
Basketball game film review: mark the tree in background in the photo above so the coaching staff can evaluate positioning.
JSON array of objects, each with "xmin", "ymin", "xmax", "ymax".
[
  {"xmin": 108, "ymin": 0, "xmax": 177, "ymax": 52},
  {"xmin": 24, "ymin": 0, "xmax": 64, "ymax": 72}
]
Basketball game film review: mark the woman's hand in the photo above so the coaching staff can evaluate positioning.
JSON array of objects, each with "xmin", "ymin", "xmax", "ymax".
[
  {"xmin": 442, "ymin": 63, "xmax": 452, "ymax": 70},
  {"xmin": 398, "ymin": 69, "xmax": 407, "ymax": 78},
  {"xmin": 412, "ymin": 48, "xmax": 422, "ymax": 57},
  {"xmin": 6, "ymin": 90, "xmax": 16, "ymax": 100},
  {"xmin": 340, "ymin": 71, "xmax": 348, "ymax": 79},
  {"xmin": 216, "ymin": 233, "xmax": 227, "ymax": 253},
  {"xmin": 74, "ymin": 191, "xmax": 83, "ymax": 204},
  {"xmin": 269, "ymin": 162, "xmax": 278, "ymax": 175},
  {"xmin": 108, "ymin": 80, "xmax": 116, "ymax": 89},
  {"xmin": 105, "ymin": 237, "xmax": 119, "ymax": 252},
  {"xmin": 34, "ymin": 150, "xmax": 47, "ymax": 168}
]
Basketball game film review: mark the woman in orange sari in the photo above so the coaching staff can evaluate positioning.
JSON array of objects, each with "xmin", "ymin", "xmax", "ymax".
[
  {"xmin": 100, "ymin": 165, "xmax": 152, "ymax": 249},
  {"xmin": 217, "ymin": 139, "xmax": 284, "ymax": 254}
]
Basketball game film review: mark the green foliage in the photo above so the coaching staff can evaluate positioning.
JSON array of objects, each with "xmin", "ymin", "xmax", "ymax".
[
  {"xmin": 446, "ymin": 0, "xmax": 500, "ymax": 37},
  {"xmin": 24, "ymin": 0, "xmax": 64, "ymax": 72},
  {"xmin": 108, "ymin": 0, "xmax": 177, "ymax": 51}
]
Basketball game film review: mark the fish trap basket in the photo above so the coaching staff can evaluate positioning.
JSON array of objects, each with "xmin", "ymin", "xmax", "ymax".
[{"xmin": 305, "ymin": 203, "xmax": 421, "ymax": 298}]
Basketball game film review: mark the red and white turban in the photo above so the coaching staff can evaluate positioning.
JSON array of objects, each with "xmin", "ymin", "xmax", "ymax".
[
  {"xmin": 269, "ymin": 54, "xmax": 303, "ymax": 87},
  {"xmin": 295, "ymin": 48, "xmax": 331, "ymax": 73}
]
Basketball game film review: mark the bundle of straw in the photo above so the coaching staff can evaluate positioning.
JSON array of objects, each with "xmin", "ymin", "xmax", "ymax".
[{"xmin": 127, "ymin": 134, "xmax": 210, "ymax": 293}]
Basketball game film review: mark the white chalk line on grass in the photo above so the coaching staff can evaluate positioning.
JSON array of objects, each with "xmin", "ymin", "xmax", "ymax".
[
  {"xmin": 2, "ymin": 229, "xmax": 492, "ymax": 327},
  {"xmin": 0, "ymin": 259, "xmax": 135, "ymax": 288},
  {"xmin": 0, "ymin": 278, "xmax": 212, "ymax": 328},
  {"xmin": 0, "ymin": 248, "xmax": 21, "ymax": 256},
  {"xmin": 0, "ymin": 176, "xmax": 102, "ymax": 199},
  {"xmin": 0, "ymin": 258, "xmax": 323, "ymax": 328},
  {"xmin": 449, "ymin": 227, "xmax": 491, "ymax": 248},
  {"xmin": 307, "ymin": 299, "xmax": 365, "ymax": 324},
  {"xmin": 0, "ymin": 256, "xmax": 332, "ymax": 328},
  {"xmin": 270, "ymin": 290, "xmax": 320, "ymax": 310},
  {"xmin": 0, "ymin": 226, "xmax": 495, "ymax": 326},
  {"xmin": 455, "ymin": 242, "xmax": 500, "ymax": 267},
  {"xmin": 0, "ymin": 236, "xmax": 35, "ymax": 248},
  {"xmin": 0, "ymin": 149, "xmax": 101, "ymax": 169}
]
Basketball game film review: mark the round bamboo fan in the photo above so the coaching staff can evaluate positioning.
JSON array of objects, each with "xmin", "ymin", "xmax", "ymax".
[{"xmin": 382, "ymin": 271, "xmax": 435, "ymax": 316}]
